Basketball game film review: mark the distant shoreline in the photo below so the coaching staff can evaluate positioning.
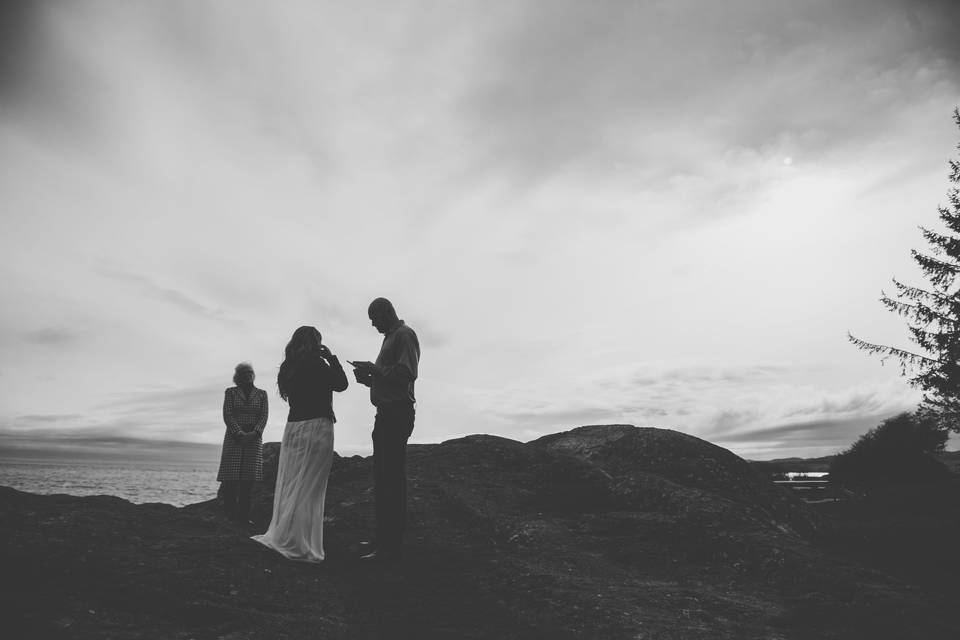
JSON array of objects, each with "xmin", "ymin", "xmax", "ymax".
[
  {"xmin": 0, "ymin": 437, "xmax": 375, "ymax": 462},
  {"xmin": 4, "ymin": 433, "xmax": 959, "ymax": 469}
]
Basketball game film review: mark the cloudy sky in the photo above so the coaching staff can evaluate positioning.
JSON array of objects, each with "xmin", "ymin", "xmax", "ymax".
[{"xmin": 1, "ymin": 0, "xmax": 959, "ymax": 461}]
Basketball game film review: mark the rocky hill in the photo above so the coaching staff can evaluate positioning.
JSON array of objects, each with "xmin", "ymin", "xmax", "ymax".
[
  {"xmin": 531, "ymin": 425, "xmax": 819, "ymax": 537},
  {"xmin": 3, "ymin": 425, "xmax": 959, "ymax": 639}
]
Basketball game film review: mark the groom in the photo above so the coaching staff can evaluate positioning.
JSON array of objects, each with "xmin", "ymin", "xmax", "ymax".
[{"xmin": 351, "ymin": 297, "xmax": 420, "ymax": 562}]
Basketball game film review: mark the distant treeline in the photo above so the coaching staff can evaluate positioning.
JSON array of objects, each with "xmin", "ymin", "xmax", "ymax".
[{"xmin": 750, "ymin": 451, "xmax": 960, "ymax": 479}]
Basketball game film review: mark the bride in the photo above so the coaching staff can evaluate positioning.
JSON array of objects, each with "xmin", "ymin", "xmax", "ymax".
[{"xmin": 252, "ymin": 326, "xmax": 348, "ymax": 562}]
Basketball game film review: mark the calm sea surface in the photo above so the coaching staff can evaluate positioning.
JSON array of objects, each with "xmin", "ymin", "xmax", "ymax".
[{"xmin": 0, "ymin": 457, "xmax": 221, "ymax": 507}]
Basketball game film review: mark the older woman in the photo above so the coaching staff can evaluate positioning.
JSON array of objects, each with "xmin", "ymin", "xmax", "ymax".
[
  {"xmin": 252, "ymin": 326, "xmax": 347, "ymax": 562},
  {"xmin": 217, "ymin": 362, "xmax": 268, "ymax": 524}
]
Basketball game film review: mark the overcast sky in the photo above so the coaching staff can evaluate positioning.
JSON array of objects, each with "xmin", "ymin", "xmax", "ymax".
[{"xmin": 2, "ymin": 0, "xmax": 959, "ymax": 460}]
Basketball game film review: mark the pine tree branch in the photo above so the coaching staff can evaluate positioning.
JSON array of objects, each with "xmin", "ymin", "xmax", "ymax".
[
  {"xmin": 922, "ymin": 394, "xmax": 960, "ymax": 419},
  {"xmin": 919, "ymin": 226, "xmax": 960, "ymax": 258},
  {"xmin": 911, "ymin": 250, "xmax": 960, "ymax": 288},
  {"xmin": 890, "ymin": 279, "xmax": 960, "ymax": 310},
  {"xmin": 937, "ymin": 202, "xmax": 960, "ymax": 235},
  {"xmin": 880, "ymin": 294, "xmax": 960, "ymax": 329},
  {"xmin": 906, "ymin": 324, "xmax": 944, "ymax": 353},
  {"xmin": 847, "ymin": 332, "xmax": 936, "ymax": 367}
]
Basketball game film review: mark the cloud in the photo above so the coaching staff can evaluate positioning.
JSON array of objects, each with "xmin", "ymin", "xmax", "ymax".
[
  {"xmin": 0, "ymin": 1, "xmax": 954, "ymax": 464},
  {"xmin": 491, "ymin": 362, "xmax": 785, "ymax": 432},
  {"xmin": 0, "ymin": 0, "xmax": 117, "ymax": 150},
  {"xmin": 411, "ymin": 322, "xmax": 450, "ymax": 350},
  {"xmin": 96, "ymin": 380, "xmax": 229, "ymax": 431},
  {"xmin": 781, "ymin": 391, "xmax": 894, "ymax": 418},
  {"xmin": 459, "ymin": 0, "xmax": 960, "ymax": 188},
  {"xmin": 21, "ymin": 327, "xmax": 80, "ymax": 346},
  {"xmin": 697, "ymin": 379, "xmax": 921, "ymax": 454},
  {"xmin": 488, "ymin": 360, "xmax": 922, "ymax": 459},
  {"xmin": 100, "ymin": 383, "xmax": 223, "ymax": 408},
  {"xmin": 0, "ymin": 380, "xmax": 235, "ymax": 444},
  {"xmin": 631, "ymin": 365, "xmax": 789, "ymax": 388},
  {"xmin": 498, "ymin": 405, "xmax": 627, "ymax": 429},
  {"xmin": 0, "ymin": 430, "xmax": 221, "ymax": 462},
  {"xmin": 0, "ymin": 0, "xmax": 36, "ymax": 100},
  {"xmin": 99, "ymin": 268, "xmax": 241, "ymax": 326},
  {"xmin": 305, "ymin": 298, "xmax": 357, "ymax": 330},
  {"xmin": 715, "ymin": 414, "xmax": 887, "ymax": 444},
  {"xmin": 12, "ymin": 413, "xmax": 85, "ymax": 425}
]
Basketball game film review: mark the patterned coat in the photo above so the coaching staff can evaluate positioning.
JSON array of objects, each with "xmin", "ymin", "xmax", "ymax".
[{"xmin": 217, "ymin": 386, "xmax": 269, "ymax": 482}]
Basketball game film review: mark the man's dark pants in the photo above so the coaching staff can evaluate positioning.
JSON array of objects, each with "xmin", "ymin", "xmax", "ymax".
[{"xmin": 372, "ymin": 403, "xmax": 415, "ymax": 555}]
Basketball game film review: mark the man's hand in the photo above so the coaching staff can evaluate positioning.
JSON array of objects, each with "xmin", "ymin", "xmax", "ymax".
[
  {"xmin": 351, "ymin": 365, "xmax": 373, "ymax": 387},
  {"xmin": 319, "ymin": 344, "xmax": 334, "ymax": 360},
  {"xmin": 349, "ymin": 361, "xmax": 375, "ymax": 386}
]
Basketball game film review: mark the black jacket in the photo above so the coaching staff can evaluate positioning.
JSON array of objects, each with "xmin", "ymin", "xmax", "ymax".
[{"xmin": 284, "ymin": 355, "xmax": 348, "ymax": 422}]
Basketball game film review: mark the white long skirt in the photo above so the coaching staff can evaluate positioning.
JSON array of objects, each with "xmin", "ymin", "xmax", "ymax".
[{"xmin": 251, "ymin": 417, "xmax": 334, "ymax": 563}]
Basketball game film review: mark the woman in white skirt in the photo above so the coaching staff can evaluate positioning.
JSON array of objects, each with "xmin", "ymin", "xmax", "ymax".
[{"xmin": 252, "ymin": 326, "xmax": 348, "ymax": 562}]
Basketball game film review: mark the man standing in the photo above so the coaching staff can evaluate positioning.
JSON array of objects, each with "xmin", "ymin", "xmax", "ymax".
[{"xmin": 351, "ymin": 297, "xmax": 420, "ymax": 562}]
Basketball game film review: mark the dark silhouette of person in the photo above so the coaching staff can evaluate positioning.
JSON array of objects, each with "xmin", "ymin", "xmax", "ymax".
[
  {"xmin": 350, "ymin": 298, "xmax": 420, "ymax": 562},
  {"xmin": 217, "ymin": 362, "xmax": 268, "ymax": 525}
]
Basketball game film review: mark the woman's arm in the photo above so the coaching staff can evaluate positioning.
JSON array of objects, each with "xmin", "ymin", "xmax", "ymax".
[
  {"xmin": 326, "ymin": 355, "xmax": 349, "ymax": 392},
  {"xmin": 222, "ymin": 389, "xmax": 243, "ymax": 439}
]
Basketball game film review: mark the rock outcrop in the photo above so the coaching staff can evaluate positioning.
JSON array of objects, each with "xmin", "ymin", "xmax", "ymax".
[{"xmin": 531, "ymin": 425, "xmax": 819, "ymax": 537}]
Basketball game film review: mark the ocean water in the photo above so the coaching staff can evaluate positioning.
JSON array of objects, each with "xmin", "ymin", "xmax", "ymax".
[{"xmin": 0, "ymin": 457, "xmax": 221, "ymax": 507}]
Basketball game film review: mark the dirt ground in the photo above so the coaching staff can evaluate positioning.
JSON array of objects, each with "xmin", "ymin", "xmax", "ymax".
[{"xmin": 3, "ymin": 426, "xmax": 959, "ymax": 639}]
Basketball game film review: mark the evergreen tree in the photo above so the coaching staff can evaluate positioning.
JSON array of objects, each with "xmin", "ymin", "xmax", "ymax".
[
  {"xmin": 829, "ymin": 411, "xmax": 950, "ymax": 485},
  {"xmin": 849, "ymin": 109, "xmax": 960, "ymax": 429}
]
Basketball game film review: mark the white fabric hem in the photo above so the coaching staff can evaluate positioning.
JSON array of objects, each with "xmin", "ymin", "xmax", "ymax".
[{"xmin": 251, "ymin": 417, "xmax": 334, "ymax": 563}]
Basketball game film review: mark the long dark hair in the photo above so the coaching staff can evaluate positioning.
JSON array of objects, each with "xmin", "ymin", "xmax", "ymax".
[{"xmin": 278, "ymin": 326, "xmax": 323, "ymax": 402}]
